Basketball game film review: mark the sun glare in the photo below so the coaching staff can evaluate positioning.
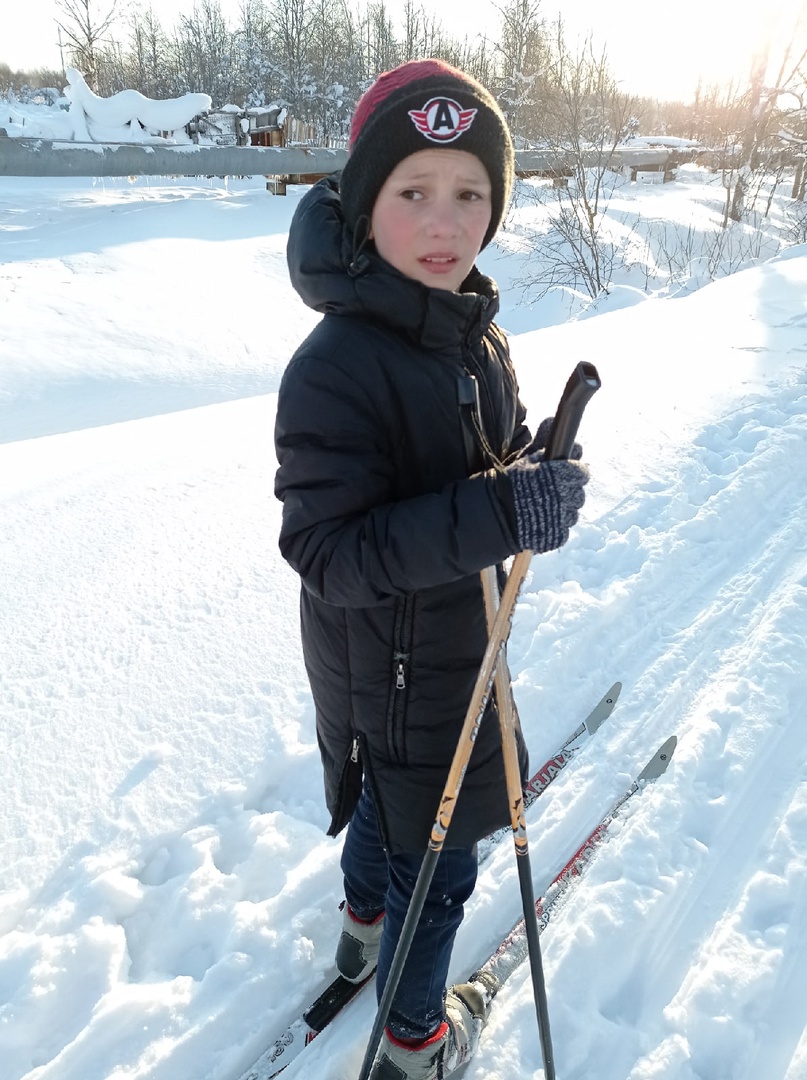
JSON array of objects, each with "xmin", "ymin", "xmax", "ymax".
[{"xmin": 550, "ymin": 0, "xmax": 807, "ymax": 101}]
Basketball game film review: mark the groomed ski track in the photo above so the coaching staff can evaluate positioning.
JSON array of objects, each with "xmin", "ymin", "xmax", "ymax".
[{"xmin": 3, "ymin": 175, "xmax": 806, "ymax": 1080}]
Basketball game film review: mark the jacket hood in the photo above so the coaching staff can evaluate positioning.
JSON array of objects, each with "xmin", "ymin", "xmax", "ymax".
[{"xmin": 286, "ymin": 175, "xmax": 502, "ymax": 351}]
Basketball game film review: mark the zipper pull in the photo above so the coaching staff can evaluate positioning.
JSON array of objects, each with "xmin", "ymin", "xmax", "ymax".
[
  {"xmin": 350, "ymin": 736, "xmax": 359, "ymax": 763},
  {"xmin": 396, "ymin": 662, "xmax": 406, "ymax": 690}
]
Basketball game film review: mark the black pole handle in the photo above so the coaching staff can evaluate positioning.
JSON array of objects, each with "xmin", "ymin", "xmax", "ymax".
[{"xmin": 543, "ymin": 361, "xmax": 601, "ymax": 461}]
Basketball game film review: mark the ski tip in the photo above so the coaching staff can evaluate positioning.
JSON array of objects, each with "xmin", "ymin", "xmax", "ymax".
[
  {"xmin": 585, "ymin": 681, "xmax": 623, "ymax": 735},
  {"xmin": 638, "ymin": 735, "xmax": 678, "ymax": 783}
]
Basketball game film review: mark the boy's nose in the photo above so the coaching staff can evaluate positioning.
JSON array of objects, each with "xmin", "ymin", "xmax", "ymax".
[{"xmin": 424, "ymin": 198, "xmax": 462, "ymax": 236}]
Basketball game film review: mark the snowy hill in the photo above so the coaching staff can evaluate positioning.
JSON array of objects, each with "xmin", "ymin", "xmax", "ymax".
[{"xmin": 1, "ymin": 172, "xmax": 806, "ymax": 1080}]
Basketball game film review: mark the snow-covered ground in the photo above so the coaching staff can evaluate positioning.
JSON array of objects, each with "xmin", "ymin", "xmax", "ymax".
[{"xmin": 1, "ymin": 167, "xmax": 806, "ymax": 1080}]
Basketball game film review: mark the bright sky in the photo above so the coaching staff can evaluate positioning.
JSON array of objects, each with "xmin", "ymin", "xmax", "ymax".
[{"xmin": 3, "ymin": 0, "xmax": 806, "ymax": 103}]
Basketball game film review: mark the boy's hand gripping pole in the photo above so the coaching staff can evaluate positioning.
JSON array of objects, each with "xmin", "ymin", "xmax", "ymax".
[{"xmin": 357, "ymin": 361, "xmax": 601, "ymax": 1080}]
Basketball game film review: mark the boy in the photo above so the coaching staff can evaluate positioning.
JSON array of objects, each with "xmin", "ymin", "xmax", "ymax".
[{"xmin": 275, "ymin": 60, "xmax": 589, "ymax": 1080}]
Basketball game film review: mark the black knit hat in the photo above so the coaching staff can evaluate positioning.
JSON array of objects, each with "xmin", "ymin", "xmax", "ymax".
[{"xmin": 340, "ymin": 59, "xmax": 514, "ymax": 251}]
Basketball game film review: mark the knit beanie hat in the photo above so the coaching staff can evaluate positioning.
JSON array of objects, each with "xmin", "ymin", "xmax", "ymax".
[{"xmin": 340, "ymin": 59, "xmax": 514, "ymax": 251}]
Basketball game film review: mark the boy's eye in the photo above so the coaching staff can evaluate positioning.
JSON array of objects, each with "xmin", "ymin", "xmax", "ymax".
[{"xmin": 398, "ymin": 188, "xmax": 487, "ymax": 202}]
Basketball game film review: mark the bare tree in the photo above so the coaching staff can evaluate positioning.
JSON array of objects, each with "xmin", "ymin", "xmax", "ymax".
[
  {"xmin": 0, "ymin": 64, "xmax": 65, "ymax": 97},
  {"xmin": 399, "ymin": 0, "xmax": 428, "ymax": 59},
  {"xmin": 360, "ymin": 2, "xmax": 400, "ymax": 76},
  {"xmin": 514, "ymin": 24, "xmax": 639, "ymax": 299},
  {"xmin": 125, "ymin": 7, "xmax": 173, "ymax": 98},
  {"xmin": 492, "ymin": 0, "xmax": 547, "ymax": 142},
  {"xmin": 306, "ymin": 0, "xmax": 360, "ymax": 140},
  {"xmin": 266, "ymin": 0, "xmax": 316, "ymax": 116},
  {"xmin": 721, "ymin": 15, "xmax": 807, "ymax": 224},
  {"xmin": 171, "ymin": 0, "xmax": 238, "ymax": 102},
  {"xmin": 55, "ymin": 0, "xmax": 117, "ymax": 91},
  {"xmin": 779, "ymin": 86, "xmax": 807, "ymax": 200},
  {"xmin": 232, "ymin": 0, "xmax": 278, "ymax": 107}
]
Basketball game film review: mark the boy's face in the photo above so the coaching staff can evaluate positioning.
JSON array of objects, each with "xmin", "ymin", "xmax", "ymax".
[{"xmin": 369, "ymin": 149, "xmax": 492, "ymax": 293}]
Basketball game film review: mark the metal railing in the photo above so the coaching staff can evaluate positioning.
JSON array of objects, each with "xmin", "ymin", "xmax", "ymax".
[{"xmin": 0, "ymin": 137, "xmax": 674, "ymax": 179}]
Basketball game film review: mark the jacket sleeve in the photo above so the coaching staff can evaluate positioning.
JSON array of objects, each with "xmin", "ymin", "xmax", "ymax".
[{"xmin": 274, "ymin": 350, "xmax": 520, "ymax": 608}]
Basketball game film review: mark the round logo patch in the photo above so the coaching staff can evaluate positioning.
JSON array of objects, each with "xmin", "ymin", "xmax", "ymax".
[{"xmin": 408, "ymin": 97, "xmax": 478, "ymax": 143}]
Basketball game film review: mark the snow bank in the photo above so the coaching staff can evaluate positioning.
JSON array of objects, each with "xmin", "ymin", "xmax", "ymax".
[
  {"xmin": 64, "ymin": 68, "xmax": 211, "ymax": 143},
  {"xmin": 1, "ymin": 69, "xmax": 212, "ymax": 143}
]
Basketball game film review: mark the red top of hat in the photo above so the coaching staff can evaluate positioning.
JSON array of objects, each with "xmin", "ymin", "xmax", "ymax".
[{"xmin": 349, "ymin": 59, "xmax": 469, "ymax": 149}]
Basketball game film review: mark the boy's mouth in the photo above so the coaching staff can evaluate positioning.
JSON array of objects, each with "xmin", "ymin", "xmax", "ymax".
[{"xmin": 421, "ymin": 255, "xmax": 458, "ymax": 269}]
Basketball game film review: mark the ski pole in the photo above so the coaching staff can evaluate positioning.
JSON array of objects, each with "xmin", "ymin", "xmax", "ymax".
[
  {"xmin": 357, "ymin": 361, "xmax": 601, "ymax": 1080},
  {"xmin": 478, "ymin": 359, "xmax": 601, "ymax": 1080},
  {"xmin": 480, "ymin": 563, "xmax": 556, "ymax": 1078}
]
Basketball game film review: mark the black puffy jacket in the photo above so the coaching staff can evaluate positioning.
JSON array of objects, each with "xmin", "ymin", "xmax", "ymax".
[{"xmin": 275, "ymin": 177, "xmax": 532, "ymax": 853}]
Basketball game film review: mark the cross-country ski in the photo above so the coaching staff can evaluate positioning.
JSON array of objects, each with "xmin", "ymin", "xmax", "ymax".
[{"xmin": 240, "ymin": 683, "xmax": 622, "ymax": 1080}]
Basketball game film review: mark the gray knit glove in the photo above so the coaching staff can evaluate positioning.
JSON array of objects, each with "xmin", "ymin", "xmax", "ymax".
[
  {"xmin": 506, "ymin": 455, "xmax": 589, "ymax": 554},
  {"xmin": 521, "ymin": 416, "xmax": 583, "ymax": 461}
]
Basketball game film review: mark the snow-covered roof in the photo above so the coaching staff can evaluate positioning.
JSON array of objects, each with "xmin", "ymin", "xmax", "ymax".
[{"xmin": 626, "ymin": 135, "xmax": 703, "ymax": 149}]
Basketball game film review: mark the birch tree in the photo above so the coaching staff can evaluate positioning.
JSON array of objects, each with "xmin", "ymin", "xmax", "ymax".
[{"xmin": 55, "ymin": 0, "xmax": 118, "ymax": 90}]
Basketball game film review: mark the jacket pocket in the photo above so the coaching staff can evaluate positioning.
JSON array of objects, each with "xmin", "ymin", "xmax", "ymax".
[{"xmin": 327, "ymin": 735, "xmax": 363, "ymax": 838}]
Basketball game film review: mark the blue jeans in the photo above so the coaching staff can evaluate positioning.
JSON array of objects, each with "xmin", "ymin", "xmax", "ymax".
[{"xmin": 341, "ymin": 785, "xmax": 478, "ymax": 1041}]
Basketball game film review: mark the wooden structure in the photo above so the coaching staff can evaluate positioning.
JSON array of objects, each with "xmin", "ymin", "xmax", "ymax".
[{"xmin": 245, "ymin": 106, "xmax": 286, "ymax": 147}]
